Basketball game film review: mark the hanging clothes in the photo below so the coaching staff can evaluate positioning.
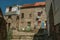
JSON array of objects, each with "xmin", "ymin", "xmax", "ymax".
[{"xmin": 41, "ymin": 21, "xmax": 45, "ymax": 29}]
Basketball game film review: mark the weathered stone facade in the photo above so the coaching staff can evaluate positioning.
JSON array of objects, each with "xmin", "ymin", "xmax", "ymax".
[
  {"xmin": 4, "ymin": 2, "xmax": 47, "ymax": 40},
  {"xmin": 4, "ymin": 13, "xmax": 19, "ymax": 31},
  {"xmin": 20, "ymin": 7, "xmax": 47, "ymax": 30}
]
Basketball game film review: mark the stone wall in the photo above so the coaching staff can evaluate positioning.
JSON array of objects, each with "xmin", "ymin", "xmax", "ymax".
[
  {"xmin": 20, "ymin": 7, "xmax": 47, "ymax": 30},
  {"xmin": 4, "ymin": 15, "xmax": 19, "ymax": 32}
]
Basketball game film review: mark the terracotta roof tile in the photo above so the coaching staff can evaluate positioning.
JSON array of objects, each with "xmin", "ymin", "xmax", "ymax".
[
  {"xmin": 22, "ymin": 2, "xmax": 45, "ymax": 8},
  {"xmin": 34, "ymin": 2, "xmax": 46, "ymax": 6},
  {"xmin": 22, "ymin": 4, "xmax": 34, "ymax": 7}
]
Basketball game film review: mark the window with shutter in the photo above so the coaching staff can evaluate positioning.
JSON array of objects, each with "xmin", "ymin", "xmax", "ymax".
[{"xmin": 21, "ymin": 13, "xmax": 24, "ymax": 18}]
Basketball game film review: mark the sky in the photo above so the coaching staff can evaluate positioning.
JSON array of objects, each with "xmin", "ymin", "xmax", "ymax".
[{"xmin": 0, "ymin": 0, "xmax": 45, "ymax": 15}]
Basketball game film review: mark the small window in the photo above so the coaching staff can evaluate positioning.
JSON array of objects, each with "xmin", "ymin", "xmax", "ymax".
[
  {"xmin": 17, "ymin": 16, "xmax": 19, "ymax": 20},
  {"xmin": 38, "ymin": 11, "xmax": 43, "ymax": 16},
  {"xmin": 36, "ymin": 18, "xmax": 39, "ymax": 21},
  {"xmin": 29, "ymin": 14, "xmax": 32, "ymax": 17},
  {"xmin": 27, "ymin": 22, "xmax": 31, "ymax": 26},
  {"xmin": 8, "ymin": 15, "xmax": 11, "ymax": 18},
  {"xmin": 21, "ymin": 13, "xmax": 24, "ymax": 18}
]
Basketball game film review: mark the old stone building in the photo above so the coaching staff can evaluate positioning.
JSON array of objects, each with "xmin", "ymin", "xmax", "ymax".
[
  {"xmin": 4, "ymin": 2, "xmax": 47, "ymax": 40},
  {"xmin": 0, "ymin": 8, "xmax": 7, "ymax": 40},
  {"xmin": 4, "ymin": 2, "xmax": 47, "ymax": 31},
  {"xmin": 20, "ymin": 2, "xmax": 47, "ymax": 31}
]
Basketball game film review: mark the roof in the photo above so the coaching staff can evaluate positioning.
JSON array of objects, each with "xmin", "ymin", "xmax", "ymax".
[
  {"xmin": 21, "ymin": 2, "xmax": 46, "ymax": 8},
  {"xmin": 22, "ymin": 4, "xmax": 34, "ymax": 7},
  {"xmin": 34, "ymin": 2, "xmax": 46, "ymax": 6}
]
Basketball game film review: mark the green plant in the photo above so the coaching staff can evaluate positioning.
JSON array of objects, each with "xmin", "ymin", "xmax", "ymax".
[{"xmin": 26, "ymin": 26, "xmax": 31, "ymax": 32}]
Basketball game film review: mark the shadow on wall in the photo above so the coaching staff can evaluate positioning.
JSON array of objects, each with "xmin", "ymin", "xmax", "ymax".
[
  {"xmin": 33, "ymin": 28, "xmax": 48, "ymax": 40},
  {"xmin": 53, "ymin": 23, "xmax": 60, "ymax": 40},
  {"xmin": 0, "ymin": 17, "xmax": 7, "ymax": 40},
  {"xmin": 0, "ymin": 8, "xmax": 7, "ymax": 40}
]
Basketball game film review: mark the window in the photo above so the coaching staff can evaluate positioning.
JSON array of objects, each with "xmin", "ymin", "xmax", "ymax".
[
  {"xmin": 17, "ymin": 16, "xmax": 19, "ymax": 20},
  {"xmin": 36, "ymin": 18, "xmax": 39, "ymax": 21},
  {"xmin": 21, "ymin": 13, "xmax": 24, "ymax": 18},
  {"xmin": 8, "ymin": 15, "xmax": 11, "ymax": 18},
  {"xmin": 27, "ymin": 22, "xmax": 31, "ymax": 26},
  {"xmin": 29, "ymin": 14, "xmax": 32, "ymax": 17},
  {"xmin": 38, "ymin": 11, "xmax": 43, "ymax": 16}
]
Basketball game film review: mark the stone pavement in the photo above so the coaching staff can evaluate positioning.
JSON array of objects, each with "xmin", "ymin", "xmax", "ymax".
[
  {"xmin": 7, "ymin": 29, "xmax": 53, "ymax": 40},
  {"xmin": 10, "ymin": 29, "xmax": 51, "ymax": 40}
]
